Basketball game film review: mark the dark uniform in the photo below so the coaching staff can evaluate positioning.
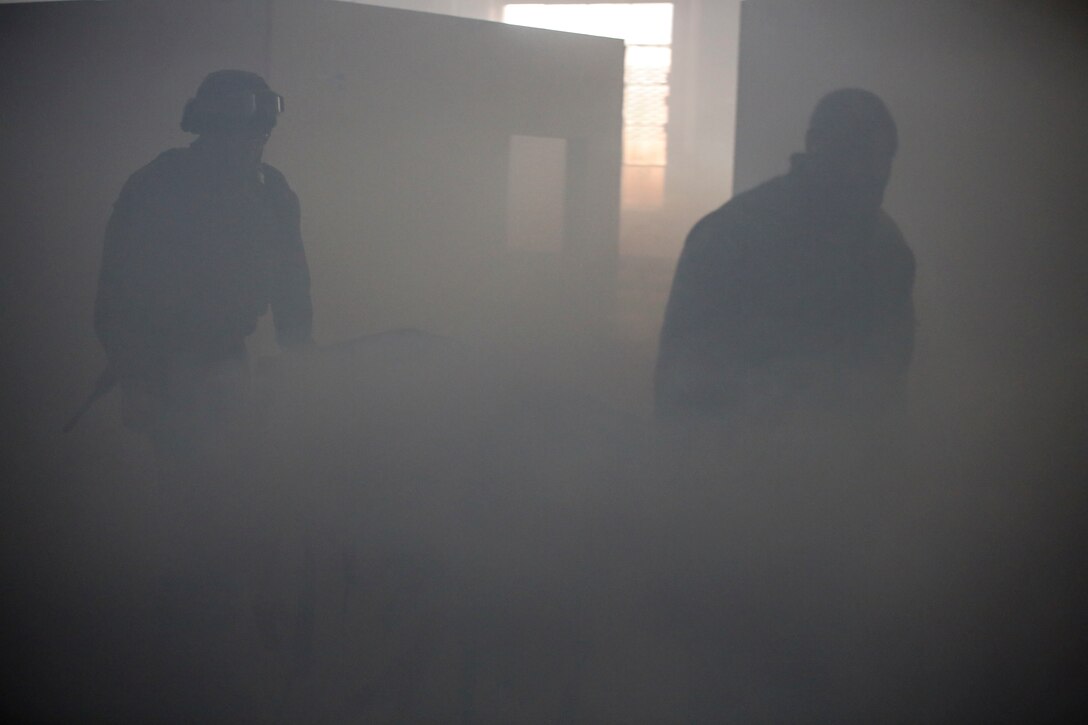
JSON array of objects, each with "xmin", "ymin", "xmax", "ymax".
[
  {"xmin": 655, "ymin": 91, "xmax": 915, "ymax": 421},
  {"xmin": 94, "ymin": 145, "xmax": 312, "ymax": 381}
]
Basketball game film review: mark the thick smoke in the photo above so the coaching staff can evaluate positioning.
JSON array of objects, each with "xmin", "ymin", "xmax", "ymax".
[
  {"xmin": 7, "ymin": 326, "xmax": 1084, "ymax": 721},
  {"xmin": 2, "ymin": 1, "xmax": 1087, "ymax": 723}
]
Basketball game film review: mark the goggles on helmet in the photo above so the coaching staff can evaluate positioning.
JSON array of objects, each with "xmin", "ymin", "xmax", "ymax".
[
  {"xmin": 183, "ymin": 89, "xmax": 284, "ymax": 134},
  {"xmin": 209, "ymin": 89, "xmax": 285, "ymax": 120}
]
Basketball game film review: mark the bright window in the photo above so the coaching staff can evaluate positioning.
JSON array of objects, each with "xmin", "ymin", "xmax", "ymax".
[{"xmin": 502, "ymin": 3, "xmax": 674, "ymax": 210}]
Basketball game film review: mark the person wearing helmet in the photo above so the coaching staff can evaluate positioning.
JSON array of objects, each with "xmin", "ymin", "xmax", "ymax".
[
  {"xmin": 93, "ymin": 70, "xmax": 313, "ymax": 450},
  {"xmin": 655, "ymin": 89, "xmax": 915, "ymax": 423}
]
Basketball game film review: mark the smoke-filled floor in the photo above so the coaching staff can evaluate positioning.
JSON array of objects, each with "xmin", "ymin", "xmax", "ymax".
[{"xmin": 3, "ymin": 332, "xmax": 1086, "ymax": 723}]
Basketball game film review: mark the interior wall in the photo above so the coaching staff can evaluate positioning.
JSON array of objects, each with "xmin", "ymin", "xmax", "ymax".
[
  {"xmin": 325, "ymin": 1, "xmax": 747, "ymax": 352},
  {"xmin": 263, "ymin": 1, "xmax": 622, "ymax": 348},
  {"xmin": 733, "ymin": 0, "xmax": 1088, "ymax": 434},
  {"xmin": 664, "ymin": 0, "xmax": 741, "ymax": 247}
]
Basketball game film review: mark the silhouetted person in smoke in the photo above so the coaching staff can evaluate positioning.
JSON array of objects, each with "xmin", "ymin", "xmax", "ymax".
[
  {"xmin": 655, "ymin": 89, "xmax": 914, "ymax": 422},
  {"xmin": 92, "ymin": 71, "xmax": 316, "ymax": 714},
  {"xmin": 94, "ymin": 70, "xmax": 313, "ymax": 452}
]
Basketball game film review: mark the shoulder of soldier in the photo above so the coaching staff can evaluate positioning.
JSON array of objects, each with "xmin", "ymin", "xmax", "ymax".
[
  {"xmin": 259, "ymin": 163, "xmax": 294, "ymax": 193},
  {"xmin": 680, "ymin": 176, "xmax": 784, "ymax": 265},
  {"xmin": 131, "ymin": 147, "xmax": 193, "ymax": 181},
  {"xmin": 115, "ymin": 147, "xmax": 193, "ymax": 204}
]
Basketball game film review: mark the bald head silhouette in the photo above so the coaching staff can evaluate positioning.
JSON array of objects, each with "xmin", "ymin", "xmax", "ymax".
[{"xmin": 800, "ymin": 89, "xmax": 898, "ymax": 218}]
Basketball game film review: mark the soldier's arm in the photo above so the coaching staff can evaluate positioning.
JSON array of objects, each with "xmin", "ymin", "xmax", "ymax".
[
  {"xmin": 872, "ymin": 223, "xmax": 916, "ymax": 375},
  {"xmin": 93, "ymin": 177, "xmax": 169, "ymax": 381},
  {"xmin": 265, "ymin": 169, "xmax": 314, "ymax": 349},
  {"xmin": 858, "ymin": 220, "xmax": 916, "ymax": 409},
  {"xmin": 655, "ymin": 212, "xmax": 753, "ymax": 415}
]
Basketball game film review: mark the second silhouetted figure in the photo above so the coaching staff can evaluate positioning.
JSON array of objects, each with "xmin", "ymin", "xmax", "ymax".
[{"xmin": 655, "ymin": 89, "xmax": 915, "ymax": 422}]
